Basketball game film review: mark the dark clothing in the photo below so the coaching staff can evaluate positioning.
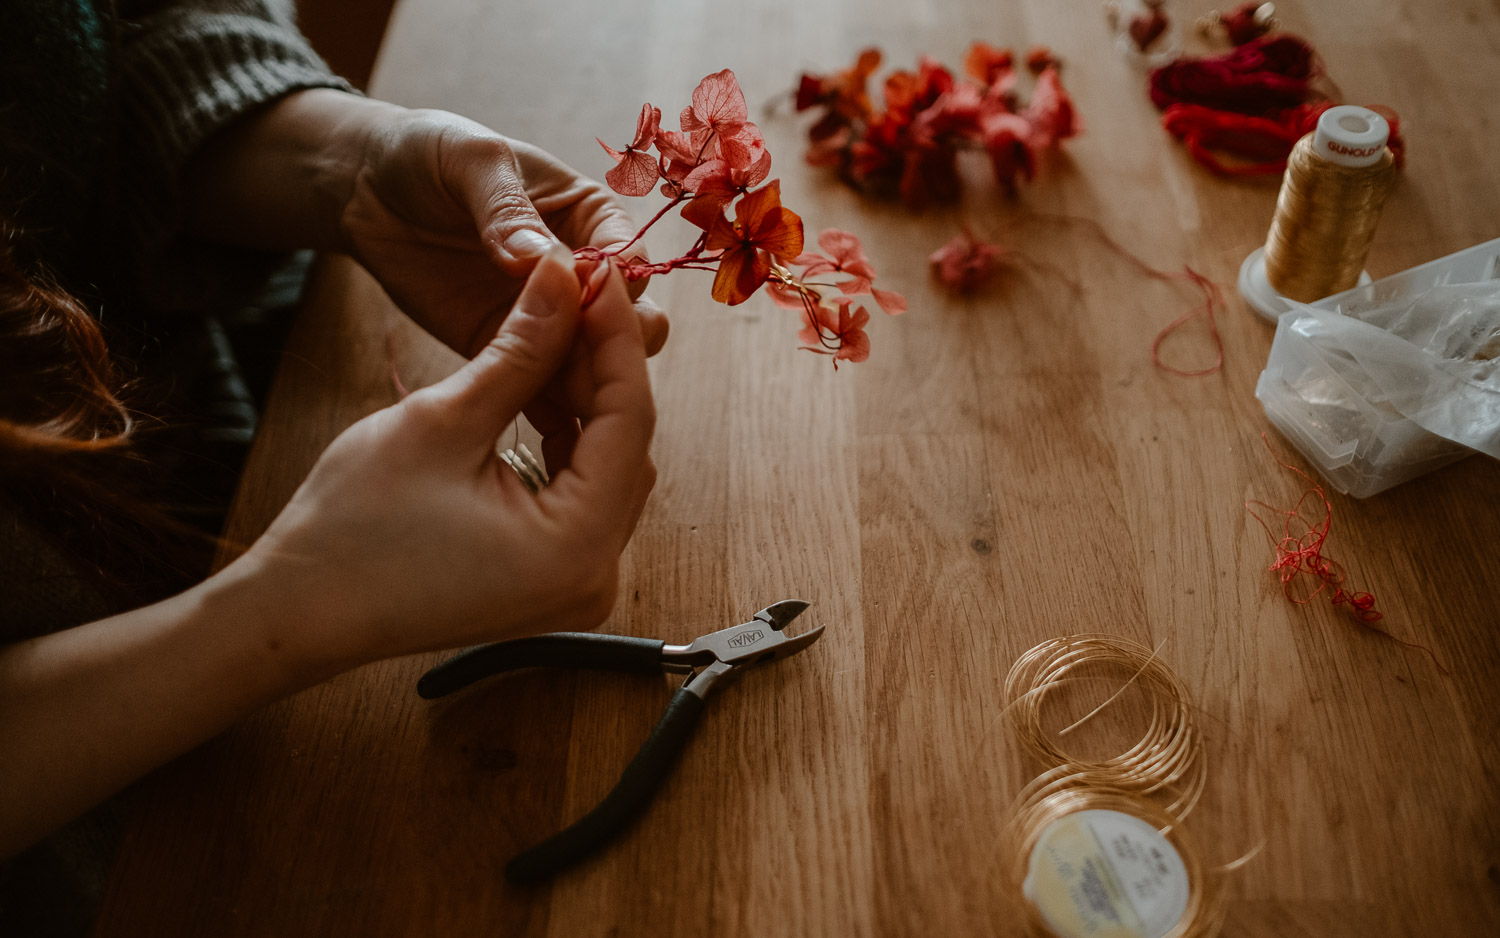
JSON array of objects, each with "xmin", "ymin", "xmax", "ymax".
[{"xmin": 1, "ymin": 1, "xmax": 349, "ymax": 930}]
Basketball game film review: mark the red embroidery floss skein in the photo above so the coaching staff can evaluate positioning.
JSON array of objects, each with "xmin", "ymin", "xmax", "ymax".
[{"xmin": 1238, "ymin": 105, "xmax": 1397, "ymax": 321}]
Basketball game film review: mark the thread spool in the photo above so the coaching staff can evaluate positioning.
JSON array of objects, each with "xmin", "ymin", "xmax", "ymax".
[
  {"xmin": 1006, "ymin": 773, "xmax": 1225, "ymax": 938},
  {"xmin": 1238, "ymin": 105, "xmax": 1397, "ymax": 321}
]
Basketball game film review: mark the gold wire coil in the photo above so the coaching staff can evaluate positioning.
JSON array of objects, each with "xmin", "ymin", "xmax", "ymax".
[
  {"xmin": 1262, "ymin": 133, "xmax": 1396, "ymax": 303},
  {"xmin": 1004, "ymin": 634, "xmax": 1206, "ymax": 818},
  {"xmin": 1003, "ymin": 775, "xmax": 1226, "ymax": 938}
]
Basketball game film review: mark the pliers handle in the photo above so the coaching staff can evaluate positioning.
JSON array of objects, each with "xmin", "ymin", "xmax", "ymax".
[
  {"xmin": 417, "ymin": 602, "xmax": 821, "ymax": 884},
  {"xmin": 420, "ymin": 633, "xmax": 703, "ymax": 884}
]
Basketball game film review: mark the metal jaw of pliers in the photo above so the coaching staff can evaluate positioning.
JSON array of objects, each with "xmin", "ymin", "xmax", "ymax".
[{"xmin": 416, "ymin": 600, "xmax": 824, "ymax": 884}]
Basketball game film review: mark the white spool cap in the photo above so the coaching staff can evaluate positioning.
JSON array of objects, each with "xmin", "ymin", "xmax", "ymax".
[{"xmin": 1312, "ymin": 105, "xmax": 1390, "ymax": 168}]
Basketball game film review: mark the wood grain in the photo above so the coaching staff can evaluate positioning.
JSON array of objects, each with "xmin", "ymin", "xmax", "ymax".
[{"xmin": 96, "ymin": 0, "xmax": 1500, "ymax": 935}]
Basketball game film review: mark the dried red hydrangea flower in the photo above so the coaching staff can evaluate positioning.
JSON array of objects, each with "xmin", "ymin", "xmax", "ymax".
[
  {"xmin": 589, "ymin": 69, "xmax": 906, "ymax": 365},
  {"xmin": 795, "ymin": 43, "xmax": 1081, "ymax": 209}
]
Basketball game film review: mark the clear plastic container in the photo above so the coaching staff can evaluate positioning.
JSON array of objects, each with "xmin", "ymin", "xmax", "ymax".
[{"xmin": 1254, "ymin": 238, "xmax": 1500, "ymax": 497}]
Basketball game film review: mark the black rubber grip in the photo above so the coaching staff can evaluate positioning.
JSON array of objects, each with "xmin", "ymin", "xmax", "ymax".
[
  {"xmin": 416, "ymin": 633, "xmax": 666, "ymax": 699},
  {"xmin": 504, "ymin": 687, "xmax": 706, "ymax": 884}
]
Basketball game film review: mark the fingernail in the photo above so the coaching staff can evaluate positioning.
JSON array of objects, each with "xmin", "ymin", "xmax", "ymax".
[{"xmin": 503, "ymin": 229, "xmax": 554, "ymax": 258}]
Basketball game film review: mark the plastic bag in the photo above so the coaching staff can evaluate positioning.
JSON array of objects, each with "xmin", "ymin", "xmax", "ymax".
[
  {"xmin": 1256, "ymin": 240, "xmax": 1500, "ymax": 496},
  {"xmin": 1292, "ymin": 281, "xmax": 1500, "ymax": 458}
]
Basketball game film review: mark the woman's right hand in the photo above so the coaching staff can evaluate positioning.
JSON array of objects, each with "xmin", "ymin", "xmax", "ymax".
[{"xmin": 239, "ymin": 243, "xmax": 656, "ymax": 669}]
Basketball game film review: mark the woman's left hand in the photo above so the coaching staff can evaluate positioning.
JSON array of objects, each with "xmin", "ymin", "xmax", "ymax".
[
  {"xmin": 339, "ymin": 107, "xmax": 669, "ymax": 358},
  {"xmin": 184, "ymin": 91, "xmax": 669, "ymax": 358}
]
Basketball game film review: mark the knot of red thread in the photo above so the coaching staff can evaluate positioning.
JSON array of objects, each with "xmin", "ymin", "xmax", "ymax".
[{"xmin": 1332, "ymin": 589, "xmax": 1382, "ymax": 623}]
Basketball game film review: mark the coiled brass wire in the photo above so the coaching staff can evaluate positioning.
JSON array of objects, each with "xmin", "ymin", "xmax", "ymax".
[
  {"xmin": 1262, "ymin": 134, "xmax": 1396, "ymax": 303},
  {"xmin": 1004, "ymin": 634, "xmax": 1206, "ymax": 818}
]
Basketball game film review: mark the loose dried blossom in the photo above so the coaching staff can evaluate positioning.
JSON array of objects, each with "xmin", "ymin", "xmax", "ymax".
[
  {"xmin": 929, "ymin": 226, "xmax": 1010, "ymax": 293},
  {"xmin": 587, "ymin": 69, "xmax": 906, "ymax": 364},
  {"xmin": 795, "ymin": 43, "xmax": 1081, "ymax": 209}
]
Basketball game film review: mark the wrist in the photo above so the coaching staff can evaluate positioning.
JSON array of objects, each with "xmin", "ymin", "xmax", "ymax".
[
  {"xmin": 183, "ymin": 89, "xmax": 407, "ymax": 252},
  {"xmin": 194, "ymin": 547, "xmax": 364, "ymax": 693}
]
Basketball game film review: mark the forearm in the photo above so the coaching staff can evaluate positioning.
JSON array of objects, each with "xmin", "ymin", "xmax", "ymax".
[
  {"xmin": 0, "ymin": 552, "xmax": 346, "ymax": 858},
  {"xmin": 180, "ymin": 88, "xmax": 403, "ymax": 253}
]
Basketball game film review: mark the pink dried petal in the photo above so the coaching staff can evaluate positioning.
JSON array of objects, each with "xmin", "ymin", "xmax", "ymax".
[
  {"xmin": 872, "ymin": 287, "xmax": 908, "ymax": 315},
  {"xmin": 685, "ymin": 68, "xmax": 750, "ymax": 133},
  {"xmin": 605, "ymin": 150, "xmax": 661, "ymax": 197}
]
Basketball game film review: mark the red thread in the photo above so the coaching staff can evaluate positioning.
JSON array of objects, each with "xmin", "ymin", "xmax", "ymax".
[
  {"xmin": 1019, "ymin": 214, "xmax": 1225, "ymax": 377},
  {"xmin": 1148, "ymin": 36, "xmax": 1405, "ymax": 176},
  {"xmin": 1162, "ymin": 101, "xmax": 1406, "ymax": 177},
  {"xmin": 1149, "ymin": 35, "xmax": 1319, "ymax": 113},
  {"xmin": 1246, "ymin": 435, "xmax": 1449, "ymax": 674},
  {"xmin": 1148, "ymin": 266, "xmax": 1224, "ymax": 378}
]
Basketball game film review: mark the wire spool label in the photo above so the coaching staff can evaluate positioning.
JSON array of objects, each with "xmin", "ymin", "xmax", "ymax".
[{"xmin": 1023, "ymin": 809, "xmax": 1190, "ymax": 938}]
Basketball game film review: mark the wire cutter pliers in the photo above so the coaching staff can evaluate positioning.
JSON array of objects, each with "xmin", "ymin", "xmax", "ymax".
[{"xmin": 416, "ymin": 599, "xmax": 825, "ymax": 883}]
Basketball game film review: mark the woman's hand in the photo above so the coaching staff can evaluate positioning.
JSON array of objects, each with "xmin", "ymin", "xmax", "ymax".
[
  {"xmin": 341, "ymin": 107, "xmax": 670, "ymax": 358},
  {"xmin": 245, "ymin": 243, "xmax": 656, "ymax": 667},
  {"xmin": 0, "ymin": 245, "xmax": 654, "ymax": 856},
  {"xmin": 183, "ymin": 90, "xmax": 669, "ymax": 358}
]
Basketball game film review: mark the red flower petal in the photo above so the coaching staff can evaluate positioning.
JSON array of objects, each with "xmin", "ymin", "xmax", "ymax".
[
  {"xmin": 711, "ymin": 246, "xmax": 770, "ymax": 305},
  {"xmin": 834, "ymin": 305, "xmax": 872, "ymax": 363},
  {"xmin": 1024, "ymin": 66, "xmax": 1080, "ymax": 147},
  {"xmin": 688, "ymin": 68, "xmax": 750, "ymax": 131},
  {"xmin": 605, "ymin": 149, "xmax": 661, "ymax": 197},
  {"xmin": 872, "ymin": 287, "xmax": 908, "ymax": 315},
  {"xmin": 837, "ymin": 276, "xmax": 872, "ymax": 297},
  {"xmin": 631, "ymin": 104, "xmax": 662, "ymax": 151},
  {"xmin": 792, "ymin": 252, "xmax": 838, "ymax": 277},
  {"xmin": 737, "ymin": 149, "xmax": 772, "ymax": 187},
  {"xmin": 751, "ymin": 206, "xmax": 804, "ymax": 261},
  {"xmin": 767, "ymin": 280, "xmax": 811, "ymax": 310},
  {"xmin": 817, "ymin": 228, "xmax": 865, "ymax": 265},
  {"xmin": 681, "ymin": 195, "xmax": 728, "ymax": 231}
]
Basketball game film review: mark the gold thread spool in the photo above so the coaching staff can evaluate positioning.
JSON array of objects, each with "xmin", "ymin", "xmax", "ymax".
[
  {"xmin": 1004, "ymin": 776, "xmax": 1226, "ymax": 938},
  {"xmin": 1004, "ymin": 634, "xmax": 1206, "ymax": 817},
  {"xmin": 1261, "ymin": 107, "xmax": 1396, "ymax": 303}
]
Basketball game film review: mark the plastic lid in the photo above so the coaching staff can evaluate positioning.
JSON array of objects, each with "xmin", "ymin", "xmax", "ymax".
[
  {"xmin": 1312, "ymin": 106, "xmax": 1389, "ymax": 167},
  {"xmin": 1022, "ymin": 809, "xmax": 1190, "ymax": 938}
]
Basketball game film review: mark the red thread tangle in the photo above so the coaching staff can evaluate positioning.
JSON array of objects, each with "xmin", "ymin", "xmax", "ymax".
[
  {"xmin": 1148, "ymin": 35, "xmax": 1405, "ymax": 176},
  {"xmin": 1245, "ymin": 436, "xmax": 1448, "ymax": 674}
]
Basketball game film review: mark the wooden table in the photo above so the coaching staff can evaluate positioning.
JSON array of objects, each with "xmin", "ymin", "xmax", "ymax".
[{"xmin": 97, "ymin": 1, "xmax": 1500, "ymax": 934}]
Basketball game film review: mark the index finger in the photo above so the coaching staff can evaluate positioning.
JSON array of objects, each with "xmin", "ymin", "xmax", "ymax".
[{"xmin": 546, "ymin": 266, "xmax": 655, "ymax": 533}]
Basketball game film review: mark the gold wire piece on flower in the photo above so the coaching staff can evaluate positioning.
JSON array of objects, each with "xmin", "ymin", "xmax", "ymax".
[
  {"xmin": 500, "ymin": 443, "xmax": 547, "ymax": 494},
  {"xmin": 1003, "ymin": 634, "xmax": 1207, "ymax": 818},
  {"xmin": 1003, "ymin": 773, "xmax": 1227, "ymax": 938}
]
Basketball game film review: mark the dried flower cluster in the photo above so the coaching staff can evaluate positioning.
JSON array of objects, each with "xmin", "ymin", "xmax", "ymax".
[
  {"xmin": 794, "ymin": 44, "xmax": 1080, "ymax": 210},
  {"xmin": 590, "ymin": 69, "xmax": 905, "ymax": 366}
]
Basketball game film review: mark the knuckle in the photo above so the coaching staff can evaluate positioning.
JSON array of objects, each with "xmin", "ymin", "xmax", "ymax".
[
  {"xmin": 484, "ymin": 324, "xmax": 550, "ymax": 375},
  {"xmin": 487, "ymin": 187, "xmax": 535, "ymax": 220}
]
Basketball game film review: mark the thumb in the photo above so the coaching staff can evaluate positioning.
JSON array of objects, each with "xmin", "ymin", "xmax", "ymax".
[
  {"xmin": 423, "ymin": 243, "xmax": 581, "ymax": 446},
  {"xmin": 467, "ymin": 144, "xmax": 558, "ymax": 274}
]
